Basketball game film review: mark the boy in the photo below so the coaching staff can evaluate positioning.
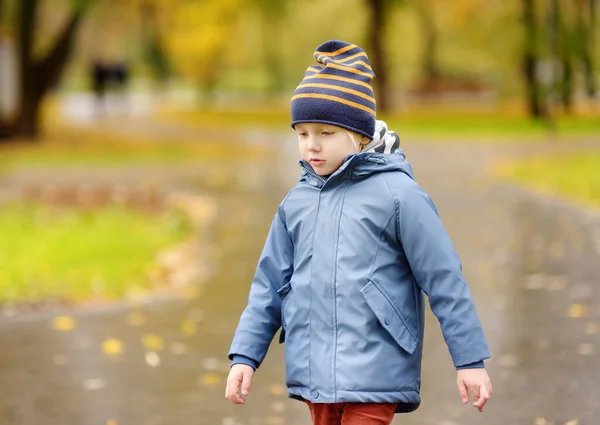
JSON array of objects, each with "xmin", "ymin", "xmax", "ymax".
[{"xmin": 226, "ymin": 40, "xmax": 491, "ymax": 425}]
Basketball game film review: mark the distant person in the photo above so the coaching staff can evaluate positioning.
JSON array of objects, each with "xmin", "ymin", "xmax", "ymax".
[
  {"xmin": 225, "ymin": 40, "xmax": 492, "ymax": 425},
  {"xmin": 91, "ymin": 59, "xmax": 108, "ymax": 116}
]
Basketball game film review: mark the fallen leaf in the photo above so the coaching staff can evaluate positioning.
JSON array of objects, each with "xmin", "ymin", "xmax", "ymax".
[
  {"xmin": 268, "ymin": 384, "xmax": 287, "ymax": 396},
  {"xmin": 568, "ymin": 304, "xmax": 586, "ymax": 318},
  {"xmin": 201, "ymin": 373, "xmax": 222, "ymax": 386},
  {"xmin": 83, "ymin": 378, "xmax": 105, "ymax": 390},
  {"xmin": 524, "ymin": 274, "xmax": 544, "ymax": 290},
  {"xmin": 169, "ymin": 342, "xmax": 188, "ymax": 355},
  {"xmin": 585, "ymin": 322, "xmax": 598, "ymax": 335},
  {"xmin": 142, "ymin": 334, "xmax": 164, "ymax": 351},
  {"xmin": 52, "ymin": 354, "xmax": 69, "ymax": 366},
  {"xmin": 534, "ymin": 418, "xmax": 548, "ymax": 425},
  {"xmin": 271, "ymin": 401, "xmax": 286, "ymax": 413},
  {"xmin": 564, "ymin": 420, "xmax": 579, "ymax": 425},
  {"xmin": 498, "ymin": 355, "xmax": 518, "ymax": 368},
  {"xmin": 545, "ymin": 275, "xmax": 566, "ymax": 291},
  {"xmin": 202, "ymin": 358, "xmax": 220, "ymax": 371},
  {"xmin": 52, "ymin": 316, "xmax": 75, "ymax": 331},
  {"xmin": 181, "ymin": 319, "xmax": 197, "ymax": 336},
  {"xmin": 145, "ymin": 352, "xmax": 160, "ymax": 367},
  {"xmin": 183, "ymin": 285, "xmax": 199, "ymax": 299},
  {"xmin": 187, "ymin": 308, "xmax": 204, "ymax": 322},
  {"xmin": 106, "ymin": 420, "xmax": 117, "ymax": 425},
  {"xmin": 534, "ymin": 337, "xmax": 551, "ymax": 350},
  {"xmin": 126, "ymin": 311, "xmax": 146, "ymax": 326},
  {"xmin": 102, "ymin": 339, "xmax": 124, "ymax": 355},
  {"xmin": 76, "ymin": 337, "xmax": 94, "ymax": 350},
  {"xmin": 577, "ymin": 343, "xmax": 594, "ymax": 355},
  {"xmin": 264, "ymin": 417, "xmax": 284, "ymax": 425}
]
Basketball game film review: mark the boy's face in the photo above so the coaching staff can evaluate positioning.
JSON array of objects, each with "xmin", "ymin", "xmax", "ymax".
[{"xmin": 296, "ymin": 123, "xmax": 361, "ymax": 176}]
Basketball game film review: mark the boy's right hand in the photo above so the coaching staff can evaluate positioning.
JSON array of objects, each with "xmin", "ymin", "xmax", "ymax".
[{"xmin": 225, "ymin": 364, "xmax": 255, "ymax": 404}]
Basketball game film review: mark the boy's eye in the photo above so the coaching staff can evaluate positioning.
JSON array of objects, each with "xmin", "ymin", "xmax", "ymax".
[
  {"xmin": 298, "ymin": 132, "xmax": 308, "ymax": 137},
  {"xmin": 321, "ymin": 131, "xmax": 333, "ymax": 136}
]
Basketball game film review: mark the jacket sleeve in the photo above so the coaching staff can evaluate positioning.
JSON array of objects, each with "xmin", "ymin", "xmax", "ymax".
[
  {"xmin": 396, "ymin": 180, "xmax": 491, "ymax": 367},
  {"xmin": 228, "ymin": 205, "xmax": 294, "ymax": 368}
]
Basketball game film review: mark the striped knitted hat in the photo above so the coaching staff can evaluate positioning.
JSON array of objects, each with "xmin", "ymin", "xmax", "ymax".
[{"xmin": 291, "ymin": 40, "xmax": 376, "ymax": 140}]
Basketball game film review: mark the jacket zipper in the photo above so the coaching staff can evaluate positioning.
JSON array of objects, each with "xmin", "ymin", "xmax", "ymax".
[{"xmin": 302, "ymin": 165, "xmax": 327, "ymax": 184}]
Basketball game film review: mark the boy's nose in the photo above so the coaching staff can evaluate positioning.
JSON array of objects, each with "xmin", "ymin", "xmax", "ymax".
[{"xmin": 307, "ymin": 137, "xmax": 321, "ymax": 152}]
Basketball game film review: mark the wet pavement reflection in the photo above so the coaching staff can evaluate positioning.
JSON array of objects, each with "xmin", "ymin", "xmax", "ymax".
[{"xmin": 1, "ymin": 138, "xmax": 599, "ymax": 425}]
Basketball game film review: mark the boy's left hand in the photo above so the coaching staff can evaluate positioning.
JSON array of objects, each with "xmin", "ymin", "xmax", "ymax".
[{"xmin": 456, "ymin": 368, "xmax": 492, "ymax": 412}]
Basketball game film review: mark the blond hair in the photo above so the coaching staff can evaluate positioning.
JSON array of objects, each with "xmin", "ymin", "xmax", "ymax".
[{"xmin": 345, "ymin": 130, "xmax": 368, "ymax": 152}]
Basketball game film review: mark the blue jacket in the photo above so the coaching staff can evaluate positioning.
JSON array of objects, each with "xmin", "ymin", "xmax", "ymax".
[{"xmin": 228, "ymin": 151, "xmax": 490, "ymax": 413}]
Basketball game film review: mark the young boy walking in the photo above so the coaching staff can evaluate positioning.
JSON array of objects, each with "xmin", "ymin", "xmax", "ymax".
[{"xmin": 225, "ymin": 40, "xmax": 492, "ymax": 425}]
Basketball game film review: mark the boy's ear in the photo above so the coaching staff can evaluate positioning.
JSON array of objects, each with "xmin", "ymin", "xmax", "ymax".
[{"xmin": 360, "ymin": 136, "xmax": 370, "ymax": 146}]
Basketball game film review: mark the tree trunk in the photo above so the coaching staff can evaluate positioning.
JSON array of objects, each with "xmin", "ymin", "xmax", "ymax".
[
  {"xmin": 366, "ymin": 0, "xmax": 390, "ymax": 113},
  {"xmin": 560, "ymin": 53, "xmax": 574, "ymax": 112},
  {"xmin": 262, "ymin": 15, "xmax": 284, "ymax": 94},
  {"xmin": 522, "ymin": 0, "xmax": 548, "ymax": 119},
  {"xmin": 0, "ymin": 0, "xmax": 5, "ymax": 27},
  {"xmin": 13, "ymin": 0, "xmax": 86, "ymax": 139},
  {"xmin": 415, "ymin": 1, "xmax": 440, "ymax": 80},
  {"xmin": 576, "ymin": 0, "xmax": 597, "ymax": 97},
  {"xmin": 549, "ymin": 0, "xmax": 573, "ymax": 113}
]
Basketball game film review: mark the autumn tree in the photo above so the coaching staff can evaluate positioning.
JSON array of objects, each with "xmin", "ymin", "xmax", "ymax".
[
  {"xmin": 364, "ymin": 0, "xmax": 398, "ymax": 113},
  {"xmin": 522, "ymin": 0, "xmax": 549, "ymax": 119},
  {"xmin": 164, "ymin": 0, "xmax": 243, "ymax": 106},
  {"xmin": 8, "ymin": 0, "xmax": 96, "ymax": 139}
]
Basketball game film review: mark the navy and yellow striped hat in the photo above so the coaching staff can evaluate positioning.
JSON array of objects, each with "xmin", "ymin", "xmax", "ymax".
[{"xmin": 291, "ymin": 40, "xmax": 376, "ymax": 140}]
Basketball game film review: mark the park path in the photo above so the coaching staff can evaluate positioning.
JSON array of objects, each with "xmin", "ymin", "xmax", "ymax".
[{"xmin": 1, "ymin": 96, "xmax": 599, "ymax": 425}]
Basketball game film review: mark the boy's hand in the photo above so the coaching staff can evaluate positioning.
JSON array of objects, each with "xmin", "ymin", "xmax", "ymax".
[
  {"xmin": 456, "ymin": 368, "xmax": 492, "ymax": 412},
  {"xmin": 225, "ymin": 364, "xmax": 255, "ymax": 405}
]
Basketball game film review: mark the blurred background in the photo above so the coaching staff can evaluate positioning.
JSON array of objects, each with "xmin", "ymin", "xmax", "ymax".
[{"xmin": 0, "ymin": 0, "xmax": 599, "ymax": 424}]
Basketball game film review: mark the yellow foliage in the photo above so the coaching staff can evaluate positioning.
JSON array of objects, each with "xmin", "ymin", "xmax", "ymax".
[{"xmin": 164, "ymin": 0, "xmax": 244, "ymax": 84}]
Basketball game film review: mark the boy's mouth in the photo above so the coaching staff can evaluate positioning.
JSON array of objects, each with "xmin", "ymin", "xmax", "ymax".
[{"xmin": 309, "ymin": 158, "xmax": 325, "ymax": 166}]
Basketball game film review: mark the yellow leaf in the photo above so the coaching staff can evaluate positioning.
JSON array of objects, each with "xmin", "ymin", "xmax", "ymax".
[
  {"xmin": 585, "ymin": 322, "xmax": 598, "ymax": 335},
  {"xmin": 102, "ymin": 339, "xmax": 124, "ymax": 355},
  {"xmin": 268, "ymin": 384, "xmax": 286, "ymax": 396},
  {"xmin": 201, "ymin": 372, "xmax": 222, "ymax": 386},
  {"xmin": 534, "ymin": 418, "xmax": 548, "ymax": 425},
  {"xmin": 106, "ymin": 420, "xmax": 117, "ymax": 425},
  {"xmin": 564, "ymin": 420, "xmax": 579, "ymax": 425},
  {"xmin": 142, "ymin": 334, "xmax": 164, "ymax": 351},
  {"xmin": 126, "ymin": 311, "xmax": 146, "ymax": 326},
  {"xmin": 52, "ymin": 316, "xmax": 75, "ymax": 331},
  {"xmin": 183, "ymin": 285, "xmax": 199, "ymax": 299},
  {"xmin": 568, "ymin": 304, "xmax": 586, "ymax": 318},
  {"xmin": 181, "ymin": 319, "xmax": 197, "ymax": 336}
]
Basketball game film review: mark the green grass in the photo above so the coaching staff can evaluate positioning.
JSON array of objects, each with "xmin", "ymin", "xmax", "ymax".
[
  {"xmin": 496, "ymin": 151, "xmax": 600, "ymax": 208},
  {"xmin": 0, "ymin": 204, "xmax": 192, "ymax": 304}
]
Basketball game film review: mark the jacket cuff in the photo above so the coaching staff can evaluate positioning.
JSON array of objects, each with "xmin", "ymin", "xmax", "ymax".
[
  {"xmin": 456, "ymin": 360, "xmax": 485, "ymax": 370},
  {"xmin": 230, "ymin": 354, "xmax": 258, "ymax": 371}
]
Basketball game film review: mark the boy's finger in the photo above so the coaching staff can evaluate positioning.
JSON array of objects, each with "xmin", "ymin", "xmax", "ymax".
[
  {"xmin": 227, "ymin": 377, "xmax": 244, "ymax": 404},
  {"xmin": 473, "ymin": 386, "xmax": 490, "ymax": 412},
  {"xmin": 241, "ymin": 370, "xmax": 253, "ymax": 396},
  {"xmin": 457, "ymin": 381, "xmax": 469, "ymax": 404}
]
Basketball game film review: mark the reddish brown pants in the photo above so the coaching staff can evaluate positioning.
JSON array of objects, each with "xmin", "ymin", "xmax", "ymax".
[{"xmin": 305, "ymin": 401, "xmax": 398, "ymax": 425}]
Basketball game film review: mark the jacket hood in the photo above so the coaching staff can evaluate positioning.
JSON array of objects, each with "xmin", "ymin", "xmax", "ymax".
[{"xmin": 299, "ymin": 120, "xmax": 414, "ymax": 183}]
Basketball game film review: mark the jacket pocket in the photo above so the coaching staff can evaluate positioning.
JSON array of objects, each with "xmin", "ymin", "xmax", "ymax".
[
  {"xmin": 360, "ymin": 280, "xmax": 418, "ymax": 355},
  {"xmin": 277, "ymin": 282, "xmax": 293, "ymax": 344}
]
